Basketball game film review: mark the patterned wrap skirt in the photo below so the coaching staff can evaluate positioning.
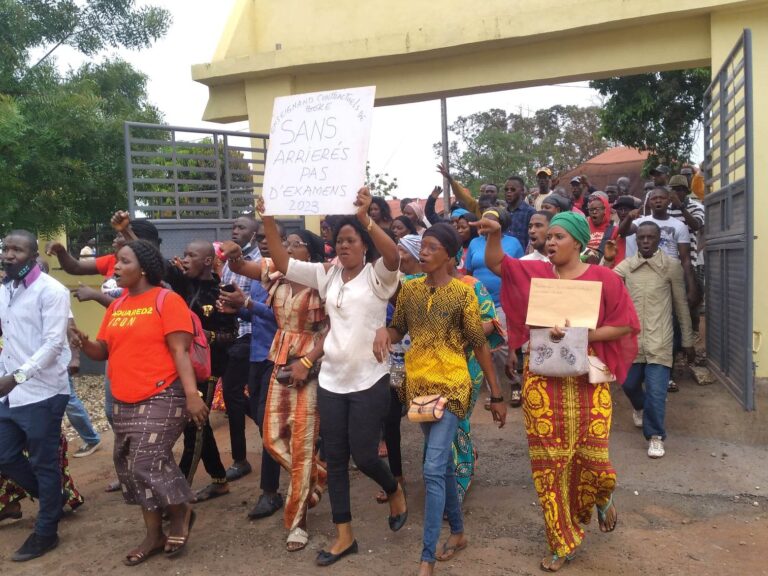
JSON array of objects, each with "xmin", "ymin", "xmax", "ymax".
[
  {"xmin": 523, "ymin": 357, "xmax": 616, "ymax": 557},
  {"xmin": 112, "ymin": 381, "xmax": 194, "ymax": 509}
]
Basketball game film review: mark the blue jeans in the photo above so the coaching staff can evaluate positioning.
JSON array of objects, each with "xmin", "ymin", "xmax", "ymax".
[
  {"xmin": 0, "ymin": 394, "xmax": 69, "ymax": 537},
  {"xmin": 420, "ymin": 410, "xmax": 463, "ymax": 563},
  {"xmin": 622, "ymin": 363, "xmax": 670, "ymax": 440},
  {"xmin": 66, "ymin": 376, "xmax": 101, "ymax": 445}
]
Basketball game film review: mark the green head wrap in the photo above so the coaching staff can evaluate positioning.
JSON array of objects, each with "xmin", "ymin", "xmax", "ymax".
[{"xmin": 549, "ymin": 211, "xmax": 591, "ymax": 250}]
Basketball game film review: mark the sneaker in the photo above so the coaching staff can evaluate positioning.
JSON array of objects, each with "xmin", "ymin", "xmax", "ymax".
[
  {"xmin": 667, "ymin": 380, "xmax": 679, "ymax": 393},
  {"xmin": 73, "ymin": 441, "xmax": 101, "ymax": 458},
  {"xmin": 509, "ymin": 385, "xmax": 523, "ymax": 408},
  {"xmin": 632, "ymin": 409, "xmax": 643, "ymax": 428},
  {"xmin": 11, "ymin": 533, "xmax": 59, "ymax": 562},
  {"xmin": 648, "ymin": 436, "xmax": 665, "ymax": 458}
]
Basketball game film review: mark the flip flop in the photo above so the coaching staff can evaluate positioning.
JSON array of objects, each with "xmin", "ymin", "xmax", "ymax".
[
  {"xmin": 123, "ymin": 542, "xmax": 166, "ymax": 566},
  {"xmin": 165, "ymin": 509, "xmax": 196, "ymax": 557},
  {"xmin": 436, "ymin": 537, "xmax": 468, "ymax": 561},
  {"xmin": 597, "ymin": 495, "xmax": 618, "ymax": 533},
  {"xmin": 286, "ymin": 527, "xmax": 309, "ymax": 552}
]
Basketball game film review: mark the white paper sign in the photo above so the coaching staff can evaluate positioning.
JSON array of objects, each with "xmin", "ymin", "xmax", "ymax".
[{"xmin": 262, "ymin": 86, "xmax": 376, "ymax": 216}]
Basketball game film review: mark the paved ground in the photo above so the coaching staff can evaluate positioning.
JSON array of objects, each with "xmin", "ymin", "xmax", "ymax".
[{"xmin": 1, "ymin": 372, "xmax": 766, "ymax": 576}]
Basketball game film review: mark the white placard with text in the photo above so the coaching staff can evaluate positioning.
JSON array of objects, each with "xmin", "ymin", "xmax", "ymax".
[{"xmin": 262, "ymin": 86, "xmax": 376, "ymax": 216}]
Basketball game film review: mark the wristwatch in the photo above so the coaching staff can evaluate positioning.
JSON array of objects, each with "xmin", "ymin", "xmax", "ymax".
[{"xmin": 12, "ymin": 370, "xmax": 27, "ymax": 385}]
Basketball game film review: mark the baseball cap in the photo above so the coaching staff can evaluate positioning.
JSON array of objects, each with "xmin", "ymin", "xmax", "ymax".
[
  {"xmin": 570, "ymin": 176, "xmax": 581, "ymax": 184},
  {"xmin": 649, "ymin": 164, "xmax": 670, "ymax": 176},
  {"xmin": 669, "ymin": 175, "xmax": 689, "ymax": 189},
  {"xmin": 536, "ymin": 167, "xmax": 553, "ymax": 177}
]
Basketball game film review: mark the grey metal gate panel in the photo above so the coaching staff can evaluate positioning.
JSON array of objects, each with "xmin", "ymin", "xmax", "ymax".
[
  {"xmin": 702, "ymin": 29, "xmax": 754, "ymax": 410},
  {"xmin": 124, "ymin": 122, "xmax": 306, "ymax": 259}
]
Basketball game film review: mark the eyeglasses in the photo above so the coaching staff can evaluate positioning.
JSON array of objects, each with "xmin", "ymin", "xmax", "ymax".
[
  {"xmin": 282, "ymin": 240, "xmax": 307, "ymax": 249},
  {"xmin": 336, "ymin": 284, "xmax": 345, "ymax": 308}
]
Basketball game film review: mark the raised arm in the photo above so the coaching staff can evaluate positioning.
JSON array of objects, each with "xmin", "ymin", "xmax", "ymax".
[
  {"xmin": 355, "ymin": 187, "xmax": 399, "ymax": 271},
  {"xmin": 437, "ymin": 163, "xmax": 478, "ymax": 215},
  {"xmin": 474, "ymin": 217, "xmax": 504, "ymax": 276},
  {"xmin": 425, "ymin": 187, "xmax": 446, "ymax": 224},
  {"xmin": 219, "ymin": 240, "xmax": 265, "ymax": 279},
  {"xmin": 46, "ymin": 242, "xmax": 99, "ymax": 275}
]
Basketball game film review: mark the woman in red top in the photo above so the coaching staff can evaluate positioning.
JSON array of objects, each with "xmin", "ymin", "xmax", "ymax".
[
  {"xmin": 76, "ymin": 240, "xmax": 208, "ymax": 566},
  {"xmin": 478, "ymin": 212, "xmax": 639, "ymax": 572}
]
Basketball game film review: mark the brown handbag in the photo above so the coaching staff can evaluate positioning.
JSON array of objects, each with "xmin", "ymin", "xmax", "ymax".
[{"xmin": 407, "ymin": 394, "xmax": 448, "ymax": 423}]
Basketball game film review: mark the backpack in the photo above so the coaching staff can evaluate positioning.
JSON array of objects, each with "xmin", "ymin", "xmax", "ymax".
[{"xmin": 112, "ymin": 288, "xmax": 211, "ymax": 382}]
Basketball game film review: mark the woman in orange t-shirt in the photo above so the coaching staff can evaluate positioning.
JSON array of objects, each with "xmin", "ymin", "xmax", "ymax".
[{"xmin": 76, "ymin": 240, "xmax": 208, "ymax": 566}]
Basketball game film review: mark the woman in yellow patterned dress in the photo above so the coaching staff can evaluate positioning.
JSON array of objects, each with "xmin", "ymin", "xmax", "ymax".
[
  {"xmin": 375, "ymin": 223, "xmax": 507, "ymax": 576},
  {"xmin": 477, "ymin": 212, "xmax": 639, "ymax": 572}
]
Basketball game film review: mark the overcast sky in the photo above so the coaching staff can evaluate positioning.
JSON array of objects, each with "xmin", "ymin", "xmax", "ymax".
[{"xmin": 52, "ymin": 1, "xmax": 699, "ymax": 198}]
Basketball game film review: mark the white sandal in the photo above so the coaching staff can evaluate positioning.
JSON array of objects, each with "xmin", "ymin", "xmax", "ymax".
[{"xmin": 286, "ymin": 527, "xmax": 309, "ymax": 552}]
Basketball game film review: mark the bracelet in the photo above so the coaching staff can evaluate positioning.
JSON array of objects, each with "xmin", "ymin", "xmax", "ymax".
[
  {"xmin": 489, "ymin": 396, "xmax": 504, "ymax": 403},
  {"xmin": 300, "ymin": 356, "xmax": 314, "ymax": 369},
  {"xmin": 366, "ymin": 216, "xmax": 374, "ymax": 232}
]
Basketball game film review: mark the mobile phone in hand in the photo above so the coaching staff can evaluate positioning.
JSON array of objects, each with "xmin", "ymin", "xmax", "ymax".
[{"xmin": 220, "ymin": 284, "xmax": 236, "ymax": 293}]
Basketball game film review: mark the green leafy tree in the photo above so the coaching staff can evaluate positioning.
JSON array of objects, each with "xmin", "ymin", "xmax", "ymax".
[
  {"xmin": 434, "ymin": 105, "xmax": 607, "ymax": 193},
  {"xmin": 365, "ymin": 161, "xmax": 399, "ymax": 197},
  {"xmin": 589, "ymin": 69, "xmax": 710, "ymax": 169},
  {"xmin": 0, "ymin": 0, "xmax": 170, "ymax": 236}
]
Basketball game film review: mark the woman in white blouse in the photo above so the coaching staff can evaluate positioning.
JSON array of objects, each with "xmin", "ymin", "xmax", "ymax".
[{"xmin": 223, "ymin": 188, "xmax": 408, "ymax": 567}]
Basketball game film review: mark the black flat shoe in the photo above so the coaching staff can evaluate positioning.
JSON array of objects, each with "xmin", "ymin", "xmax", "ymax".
[
  {"xmin": 388, "ymin": 484, "xmax": 408, "ymax": 532},
  {"xmin": 388, "ymin": 509, "xmax": 408, "ymax": 532},
  {"xmin": 315, "ymin": 540, "xmax": 358, "ymax": 566},
  {"xmin": 225, "ymin": 461, "xmax": 252, "ymax": 482},
  {"xmin": 12, "ymin": 533, "xmax": 59, "ymax": 562},
  {"xmin": 247, "ymin": 493, "xmax": 283, "ymax": 520}
]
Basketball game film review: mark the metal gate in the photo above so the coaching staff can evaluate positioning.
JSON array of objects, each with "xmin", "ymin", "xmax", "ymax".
[
  {"xmin": 702, "ymin": 29, "xmax": 754, "ymax": 410},
  {"xmin": 124, "ymin": 122, "xmax": 301, "ymax": 259}
]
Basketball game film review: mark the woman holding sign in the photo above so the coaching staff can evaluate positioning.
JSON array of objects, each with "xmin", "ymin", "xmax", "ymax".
[
  {"xmin": 226, "ymin": 188, "xmax": 407, "ymax": 567},
  {"xmin": 477, "ymin": 211, "xmax": 639, "ymax": 573}
]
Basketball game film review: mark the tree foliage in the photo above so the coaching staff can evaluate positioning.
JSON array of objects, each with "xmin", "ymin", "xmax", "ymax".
[
  {"xmin": 589, "ymin": 68, "xmax": 710, "ymax": 168},
  {"xmin": 0, "ymin": 0, "xmax": 170, "ymax": 236},
  {"xmin": 365, "ymin": 161, "xmax": 399, "ymax": 197},
  {"xmin": 434, "ymin": 105, "xmax": 607, "ymax": 193}
]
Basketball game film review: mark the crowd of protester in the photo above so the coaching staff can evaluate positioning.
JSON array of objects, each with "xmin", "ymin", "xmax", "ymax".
[{"xmin": 0, "ymin": 160, "xmax": 706, "ymax": 574}]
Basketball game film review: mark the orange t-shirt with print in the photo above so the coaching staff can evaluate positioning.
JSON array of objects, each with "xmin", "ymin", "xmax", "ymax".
[{"xmin": 97, "ymin": 287, "xmax": 193, "ymax": 403}]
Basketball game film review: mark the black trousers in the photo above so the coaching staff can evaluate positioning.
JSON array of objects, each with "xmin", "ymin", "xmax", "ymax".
[
  {"xmin": 383, "ymin": 387, "xmax": 403, "ymax": 478},
  {"xmin": 247, "ymin": 360, "xmax": 281, "ymax": 493},
  {"xmin": 222, "ymin": 336, "xmax": 251, "ymax": 462},
  {"xmin": 318, "ymin": 375, "xmax": 397, "ymax": 524},
  {"xmin": 179, "ymin": 379, "xmax": 227, "ymax": 483}
]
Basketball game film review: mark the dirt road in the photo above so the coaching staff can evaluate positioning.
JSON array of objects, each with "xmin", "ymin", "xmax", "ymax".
[{"xmin": 1, "ymin": 375, "xmax": 766, "ymax": 576}]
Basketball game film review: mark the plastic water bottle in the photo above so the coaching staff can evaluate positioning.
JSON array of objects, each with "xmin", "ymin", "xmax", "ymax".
[{"xmin": 389, "ymin": 351, "xmax": 405, "ymax": 388}]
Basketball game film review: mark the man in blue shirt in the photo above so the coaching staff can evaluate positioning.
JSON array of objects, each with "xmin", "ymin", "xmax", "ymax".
[{"xmin": 503, "ymin": 176, "xmax": 535, "ymax": 252}]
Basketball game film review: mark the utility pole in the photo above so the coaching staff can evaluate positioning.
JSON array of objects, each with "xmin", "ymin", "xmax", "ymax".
[{"xmin": 440, "ymin": 97, "xmax": 450, "ymax": 214}]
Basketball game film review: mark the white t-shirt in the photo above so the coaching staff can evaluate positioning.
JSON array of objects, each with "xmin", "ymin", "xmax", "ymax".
[
  {"xmin": 285, "ymin": 258, "xmax": 399, "ymax": 394},
  {"xmin": 625, "ymin": 215, "xmax": 691, "ymax": 260},
  {"xmin": 521, "ymin": 250, "xmax": 549, "ymax": 262}
]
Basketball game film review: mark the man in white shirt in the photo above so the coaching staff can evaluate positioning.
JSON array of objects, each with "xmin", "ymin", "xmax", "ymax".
[
  {"xmin": 521, "ymin": 211, "xmax": 552, "ymax": 262},
  {"xmin": 624, "ymin": 188, "xmax": 697, "ymax": 305},
  {"xmin": 0, "ymin": 230, "xmax": 70, "ymax": 562}
]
